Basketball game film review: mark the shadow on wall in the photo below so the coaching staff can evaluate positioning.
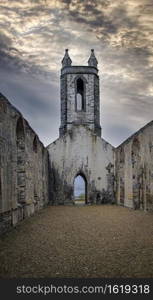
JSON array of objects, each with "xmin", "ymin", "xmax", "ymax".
[
  {"xmin": 48, "ymin": 163, "xmax": 73, "ymax": 205},
  {"xmin": 48, "ymin": 164, "xmax": 115, "ymax": 205}
]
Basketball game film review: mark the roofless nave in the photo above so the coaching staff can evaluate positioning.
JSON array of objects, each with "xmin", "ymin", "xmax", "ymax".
[{"xmin": 0, "ymin": 49, "xmax": 153, "ymax": 233}]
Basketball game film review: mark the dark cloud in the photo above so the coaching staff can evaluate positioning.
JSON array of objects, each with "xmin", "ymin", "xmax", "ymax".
[
  {"xmin": 60, "ymin": 0, "xmax": 71, "ymax": 4},
  {"xmin": 0, "ymin": 33, "xmax": 12, "ymax": 50},
  {"xmin": 110, "ymin": 6, "xmax": 138, "ymax": 29},
  {"xmin": 0, "ymin": 0, "xmax": 152, "ymax": 147},
  {"xmin": 65, "ymin": 2, "xmax": 139, "ymax": 40},
  {"xmin": 0, "ymin": 48, "xmax": 53, "ymax": 80},
  {"xmin": 67, "ymin": 7, "xmax": 118, "ymax": 36}
]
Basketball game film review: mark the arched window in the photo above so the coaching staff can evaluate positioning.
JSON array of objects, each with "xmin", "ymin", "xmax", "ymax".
[
  {"xmin": 119, "ymin": 147, "xmax": 125, "ymax": 205},
  {"xmin": 16, "ymin": 117, "xmax": 26, "ymax": 204},
  {"xmin": 76, "ymin": 78, "xmax": 85, "ymax": 111},
  {"xmin": 131, "ymin": 137, "xmax": 140, "ymax": 167},
  {"xmin": 74, "ymin": 173, "xmax": 87, "ymax": 204},
  {"xmin": 120, "ymin": 147, "xmax": 125, "ymax": 164},
  {"xmin": 16, "ymin": 117, "xmax": 25, "ymax": 148},
  {"xmin": 131, "ymin": 137, "xmax": 141, "ymax": 209},
  {"xmin": 34, "ymin": 187, "xmax": 38, "ymax": 204},
  {"xmin": 33, "ymin": 136, "xmax": 38, "ymax": 153},
  {"xmin": 0, "ymin": 101, "xmax": 6, "ymax": 113}
]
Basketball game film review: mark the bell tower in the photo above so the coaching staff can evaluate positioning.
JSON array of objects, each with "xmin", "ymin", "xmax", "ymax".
[{"xmin": 59, "ymin": 49, "xmax": 101, "ymax": 137}]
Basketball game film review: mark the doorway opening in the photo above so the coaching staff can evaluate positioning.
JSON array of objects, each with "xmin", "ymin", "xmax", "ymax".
[{"xmin": 74, "ymin": 174, "xmax": 87, "ymax": 205}]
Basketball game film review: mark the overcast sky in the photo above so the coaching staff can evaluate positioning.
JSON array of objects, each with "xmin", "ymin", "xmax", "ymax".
[{"xmin": 0, "ymin": 0, "xmax": 152, "ymax": 147}]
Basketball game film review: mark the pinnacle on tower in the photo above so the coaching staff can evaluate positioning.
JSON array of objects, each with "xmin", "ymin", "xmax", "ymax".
[
  {"xmin": 88, "ymin": 49, "xmax": 98, "ymax": 68},
  {"xmin": 61, "ymin": 49, "xmax": 72, "ymax": 68}
]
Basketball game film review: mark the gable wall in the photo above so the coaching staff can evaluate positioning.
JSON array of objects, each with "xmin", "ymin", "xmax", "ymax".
[{"xmin": 48, "ymin": 125, "xmax": 115, "ymax": 205}]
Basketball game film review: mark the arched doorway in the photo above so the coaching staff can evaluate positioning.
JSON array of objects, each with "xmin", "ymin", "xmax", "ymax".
[{"xmin": 74, "ymin": 174, "xmax": 87, "ymax": 204}]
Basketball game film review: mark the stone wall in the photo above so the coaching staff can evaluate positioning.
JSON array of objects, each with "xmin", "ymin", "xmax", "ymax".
[
  {"xmin": 0, "ymin": 93, "xmax": 49, "ymax": 234},
  {"xmin": 48, "ymin": 125, "xmax": 115, "ymax": 205},
  {"xmin": 115, "ymin": 121, "xmax": 153, "ymax": 211},
  {"xmin": 1, "ymin": 86, "xmax": 152, "ymax": 237},
  {"xmin": 59, "ymin": 66, "xmax": 101, "ymax": 137}
]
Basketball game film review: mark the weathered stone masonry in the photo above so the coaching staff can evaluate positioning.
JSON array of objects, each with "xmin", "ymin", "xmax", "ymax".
[
  {"xmin": 48, "ymin": 49, "xmax": 114, "ymax": 205},
  {"xmin": 0, "ymin": 49, "xmax": 153, "ymax": 234},
  {"xmin": 48, "ymin": 125, "xmax": 115, "ymax": 205},
  {"xmin": 0, "ymin": 93, "xmax": 49, "ymax": 234},
  {"xmin": 115, "ymin": 121, "xmax": 153, "ymax": 211},
  {"xmin": 48, "ymin": 49, "xmax": 153, "ymax": 209}
]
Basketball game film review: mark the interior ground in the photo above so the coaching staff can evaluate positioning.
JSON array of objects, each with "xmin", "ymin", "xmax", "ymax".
[{"xmin": 0, "ymin": 205, "xmax": 153, "ymax": 278}]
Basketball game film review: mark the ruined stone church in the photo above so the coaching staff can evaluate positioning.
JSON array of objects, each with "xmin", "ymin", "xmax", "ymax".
[{"xmin": 0, "ymin": 49, "xmax": 153, "ymax": 233}]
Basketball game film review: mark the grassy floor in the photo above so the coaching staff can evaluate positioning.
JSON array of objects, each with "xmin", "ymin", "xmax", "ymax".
[{"xmin": 0, "ymin": 205, "xmax": 153, "ymax": 278}]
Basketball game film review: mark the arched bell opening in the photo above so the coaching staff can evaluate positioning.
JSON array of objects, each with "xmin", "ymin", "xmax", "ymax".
[{"xmin": 75, "ymin": 78, "xmax": 86, "ymax": 112}]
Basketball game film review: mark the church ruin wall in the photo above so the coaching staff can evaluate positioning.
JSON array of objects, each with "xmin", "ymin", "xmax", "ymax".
[{"xmin": 0, "ymin": 93, "xmax": 49, "ymax": 234}]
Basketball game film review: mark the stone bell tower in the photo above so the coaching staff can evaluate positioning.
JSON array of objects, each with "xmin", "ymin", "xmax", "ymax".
[{"xmin": 59, "ymin": 49, "xmax": 101, "ymax": 137}]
